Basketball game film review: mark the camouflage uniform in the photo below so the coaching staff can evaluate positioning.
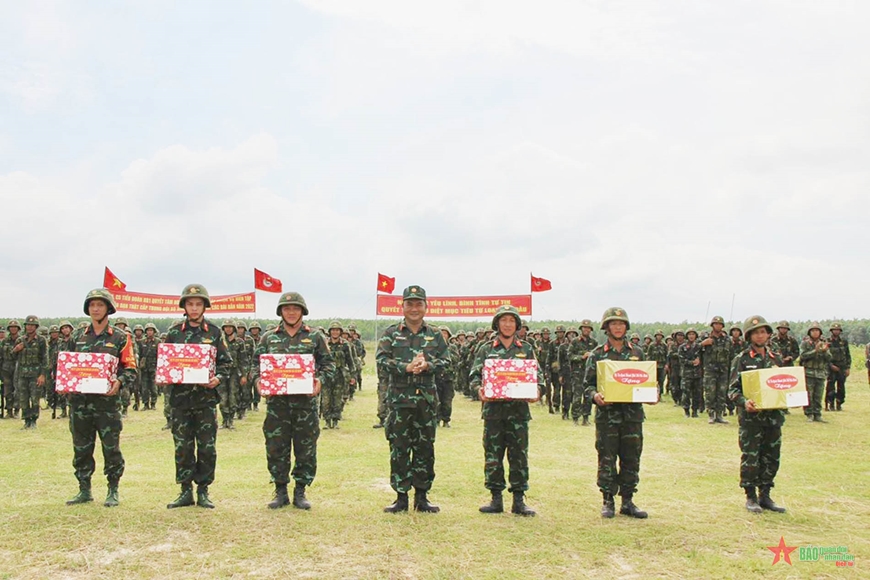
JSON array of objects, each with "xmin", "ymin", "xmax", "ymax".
[
  {"xmin": 248, "ymin": 321, "xmax": 263, "ymax": 410},
  {"xmin": 548, "ymin": 326, "xmax": 567, "ymax": 413},
  {"xmin": 348, "ymin": 325, "xmax": 366, "ymax": 392},
  {"xmin": 436, "ymin": 327, "xmax": 456, "ymax": 427},
  {"xmin": 678, "ymin": 330, "xmax": 703, "ymax": 417},
  {"xmin": 52, "ymin": 321, "xmax": 75, "ymax": 418},
  {"xmin": 666, "ymin": 331, "xmax": 684, "ymax": 405},
  {"xmin": 645, "ymin": 331, "xmax": 669, "ymax": 397},
  {"xmin": 15, "ymin": 316, "xmax": 49, "ymax": 428},
  {"xmin": 535, "ymin": 330, "xmax": 552, "ymax": 408},
  {"xmin": 701, "ymin": 317, "xmax": 732, "ymax": 424},
  {"xmin": 800, "ymin": 323, "xmax": 832, "ymax": 421},
  {"xmin": 568, "ymin": 322, "xmax": 598, "ymax": 424},
  {"xmin": 558, "ymin": 330, "xmax": 575, "ymax": 418},
  {"xmin": 1, "ymin": 321, "xmax": 22, "ymax": 417},
  {"xmin": 325, "ymin": 321, "xmax": 357, "ymax": 427},
  {"xmin": 769, "ymin": 322, "xmax": 799, "ymax": 367},
  {"xmin": 138, "ymin": 324, "xmax": 160, "ymax": 411},
  {"xmin": 220, "ymin": 322, "xmax": 244, "ymax": 428},
  {"xmin": 235, "ymin": 322, "xmax": 256, "ymax": 414},
  {"xmin": 825, "ymin": 323, "xmax": 850, "ymax": 410}
]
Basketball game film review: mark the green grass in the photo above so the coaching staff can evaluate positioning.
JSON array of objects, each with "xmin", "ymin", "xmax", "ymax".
[{"xmin": 0, "ymin": 363, "xmax": 868, "ymax": 579}]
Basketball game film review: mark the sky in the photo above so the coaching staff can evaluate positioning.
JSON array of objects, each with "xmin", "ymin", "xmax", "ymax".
[{"xmin": 2, "ymin": 1, "xmax": 868, "ymax": 323}]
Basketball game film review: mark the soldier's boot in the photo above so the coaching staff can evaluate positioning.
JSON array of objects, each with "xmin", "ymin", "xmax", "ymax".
[
  {"xmin": 268, "ymin": 484, "xmax": 290, "ymax": 509},
  {"xmin": 227, "ymin": 416, "xmax": 235, "ymax": 430},
  {"xmin": 582, "ymin": 415, "xmax": 590, "ymax": 426},
  {"xmin": 167, "ymin": 484, "xmax": 195, "ymax": 509},
  {"xmin": 813, "ymin": 415, "xmax": 827, "ymax": 423},
  {"xmin": 162, "ymin": 421, "xmax": 171, "ymax": 431},
  {"xmin": 601, "ymin": 493, "xmax": 615, "ymax": 518},
  {"xmin": 238, "ymin": 409, "xmax": 246, "ymax": 420},
  {"xmin": 442, "ymin": 420, "xmax": 451, "ymax": 428},
  {"xmin": 196, "ymin": 485, "xmax": 215, "ymax": 509},
  {"xmin": 479, "ymin": 491, "xmax": 504, "ymax": 514},
  {"xmin": 292, "ymin": 484, "xmax": 311, "ymax": 510},
  {"xmin": 372, "ymin": 419, "xmax": 384, "ymax": 429},
  {"xmin": 824, "ymin": 402, "xmax": 830, "ymax": 411},
  {"xmin": 619, "ymin": 495, "xmax": 648, "ymax": 519},
  {"xmin": 383, "ymin": 492, "xmax": 409, "ymax": 513},
  {"xmin": 253, "ymin": 402, "xmax": 259, "ymax": 411},
  {"xmin": 133, "ymin": 402, "xmax": 139, "ymax": 411},
  {"xmin": 413, "ymin": 489, "xmax": 440, "ymax": 513},
  {"xmin": 835, "ymin": 401, "xmax": 842, "ymax": 411},
  {"xmin": 744, "ymin": 487, "xmax": 763, "ymax": 514},
  {"xmin": 66, "ymin": 480, "xmax": 94, "ymax": 505},
  {"xmin": 758, "ymin": 486, "xmax": 786, "ymax": 513},
  {"xmin": 716, "ymin": 413, "xmax": 729, "ymax": 424},
  {"xmin": 61, "ymin": 407, "xmax": 68, "ymax": 418},
  {"xmin": 708, "ymin": 412, "xmax": 716, "ymax": 425},
  {"xmin": 684, "ymin": 408, "xmax": 690, "ymax": 418},
  {"xmin": 51, "ymin": 408, "xmax": 56, "ymax": 419},
  {"xmin": 573, "ymin": 417, "xmax": 579, "ymax": 426},
  {"xmin": 511, "ymin": 492, "xmax": 536, "ymax": 517},
  {"xmin": 691, "ymin": 410, "xmax": 698, "ymax": 418},
  {"xmin": 104, "ymin": 481, "xmax": 119, "ymax": 508}
]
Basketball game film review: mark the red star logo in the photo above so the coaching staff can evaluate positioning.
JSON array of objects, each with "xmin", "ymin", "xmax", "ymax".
[{"xmin": 768, "ymin": 536, "xmax": 797, "ymax": 566}]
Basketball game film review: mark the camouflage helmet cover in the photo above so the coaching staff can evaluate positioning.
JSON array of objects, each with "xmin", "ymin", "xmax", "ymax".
[
  {"xmin": 133, "ymin": 324, "xmax": 144, "ymax": 332},
  {"xmin": 6, "ymin": 319, "xmax": 21, "ymax": 330},
  {"xmin": 83, "ymin": 288, "xmax": 117, "ymax": 316},
  {"xmin": 179, "ymin": 284, "xmax": 211, "ymax": 309},
  {"xmin": 579, "ymin": 319, "xmax": 594, "ymax": 330},
  {"xmin": 685, "ymin": 327, "xmax": 698, "ymax": 337},
  {"xmin": 830, "ymin": 322, "xmax": 843, "ymax": 331},
  {"xmin": 806, "ymin": 321, "xmax": 823, "ymax": 335},
  {"xmin": 776, "ymin": 320, "xmax": 791, "ymax": 330},
  {"xmin": 329, "ymin": 321, "xmax": 343, "ymax": 331},
  {"xmin": 249, "ymin": 321, "xmax": 262, "ymax": 331},
  {"xmin": 555, "ymin": 325, "xmax": 566, "ymax": 333},
  {"xmin": 600, "ymin": 307, "xmax": 630, "ymax": 331},
  {"xmin": 275, "ymin": 292, "xmax": 309, "ymax": 316},
  {"xmin": 743, "ymin": 315, "xmax": 773, "ymax": 341},
  {"xmin": 114, "ymin": 317, "xmax": 129, "ymax": 327},
  {"xmin": 491, "ymin": 305, "xmax": 522, "ymax": 332},
  {"xmin": 630, "ymin": 332, "xmax": 641, "ymax": 340},
  {"xmin": 710, "ymin": 315, "xmax": 725, "ymax": 326},
  {"xmin": 49, "ymin": 324, "xmax": 60, "ymax": 333},
  {"xmin": 235, "ymin": 320, "xmax": 248, "ymax": 330},
  {"xmin": 144, "ymin": 323, "xmax": 158, "ymax": 331},
  {"xmin": 222, "ymin": 319, "xmax": 236, "ymax": 329},
  {"xmin": 654, "ymin": 329, "xmax": 664, "ymax": 337},
  {"xmin": 24, "ymin": 315, "xmax": 40, "ymax": 327},
  {"xmin": 540, "ymin": 327, "xmax": 551, "ymax": 334},
  {"xmin": 440, "ymin": 326, "xmax": 452, "ymax": 337},
  {"xmin": 60, "ymin": 320, "xmax": 73, "ymax": 330}
]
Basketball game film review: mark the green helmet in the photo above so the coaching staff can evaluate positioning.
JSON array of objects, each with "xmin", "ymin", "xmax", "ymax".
[
  {"xmin": 275, "ymin": 292, "xmax": 309, "ymax": 316},
  {"xmin": 520, "ymin": 320, "xmax": 530, "ymax": 330},
  {"xmin": 235, "ymin": 320, "xmax": 248, "ymax": 330},
  {"xmin": 686, "ymin": 327, "xmax": 698, "ymax": 337},
  {"xmin": 440, "ymin": 326, "xmax": 453, "ymax": 337},
  {"xmin": 60, "ymin": 320, "xmax": 73, "ymax": 331},
  {"xmin": 742, "ymin": 315, "xmax": 772, "ymax": 341},
  {"xmin": 329, "ymin": 321, "xmax": 343, "ymax": 331},
  {"xmin": 144, "ymin": 323, "xmax": 158, "ymax": 332},
  {"xmin": 78, "ymin": 322, "xmax": 88, "ymax": 330},
  {"xmin": 643, "ymin": 334, "xmax": 652, "ymax": 341},
  {"xmin": 6, "ymin": 320, "xmax": 21, "ymax": 330},
  {"xmin": 49, "ymin": 325, "xmax": 60, "ymax": 333},
  {"xmin": 630, "ymin": 332, "xmax": 641, "ymax": 341},
  {"xmin": 710, "ymin": 315, "xmax": 725, "ymax": 326},
  {"xmin": 807, "ymin": 321, "xmax": 822, "ymax": 335},
  {"xmin": 830, "ymin": 322, "xmax": 843, "ymax": 331},
  {"xmin": 249, "ymin": 321, "xmax": 262, "ymax": 331},
  {"xmin": 654, "ymin": 329, "xmax": 664, "ymax": 337},
  {"xmin": 566, "ymin": 329, "xmax": 579, "ymax": 337},
  {"xmin": 579, "ymin": 319, "xmax": 594, "ymax": 330},
  {"xmin": 179, "ymin": 284, "xmax": 211, "ymax": 309},
  {"xmin": 133, "ymin": 324, "xmax": 144, "ymax": 332},
  {"xmin": 776, "ymin": 320, "xmax": 790, "ymax": 330},
  {"xmin": 672, "ymin": 329, "xmax": 685, "ymax": 337},
  {"xmin": 347, "ymin": 324, "xmax": 357, "ymax": 332},
  {"xmin": 24, "ymin": 315, "xmax": 40, "ymax": 327},
  {"xmin": 600, "ymin": 307, "xmax": 630, "ymax": 331},
  {"xmin": 555, "ymin": 325, "xmax": 566, "ymax": 333},
  {"xmin": 114, "ymin": 317, "xmax": 129, "ymax": 327},
  {"xmin": 540, "ymin": 327, "xmax": 551, "ymax": 334},
  {"xmin": 83, "ymin": 288, "xmax": 117, "ymax": 316},
  {"xmin": 222, "ymin": 319, "xmax": 236, "ymax": 329},
  {"xmin": 491, "ymin": 305, "xmax": 522, "ymax": 332},
  {"xmin": 730, "ymin": 324, "xmax": 742, "ymax": 333},
  {"xmin": 476, "ymin": 328, "xmax": 486, "ymax": 335}
]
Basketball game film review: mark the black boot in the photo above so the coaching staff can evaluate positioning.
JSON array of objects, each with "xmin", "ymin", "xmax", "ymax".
[
  {"xmin": 601, "ymin": 493, "xmax": 615, "ymax": 518},
  {"xmin": 479, "ymin": 491, "xmax": 504, "ymax": 514},
  {"xmin": 582, "ymin": 415, "xmax": 590, "ymax": 426},
  {"xmin": 167, "ymin": 484, "xmax": 195, "ymax": 509},
  {"xmin": 715, "ymin": 413, "xmax": 729, "ymax": 424},
  {"xmin": 414, "ymin": 489, "xmax": 440, "ymax": 513},
  {"xmin": 372, "ymin": 420, "xmax": 384, "ymax": 429},
  {"xmin": 691, "ymin": 409, "xmax": 698, "ymax": 418},
  {"xmin": 268, "ymin": 484, "xmax": 290, "ymax": 509},
  {"xmin": 60, "ymin": 408, "xmax": 68, "ymax": 418},
  {"xmin": 196, "ymin": 485, "xmax": 215, "ymax": 509},
  {"xmin": 758, "ymin": 486, "xmax": 786, "ymax": 513},
  {"xmin": 684, "ymin": 408, "xmax": 690, "ymax": 418},
  {"xmin": 292, "ymin": 484, "xmax": 311, "ymax": 510},
  {"xmin": 104, "ymin": 482, "xmax": 119, "ymax": 507},
  {"xmin": 384, "ymin": 492, "xmax": 409, "ymax": 513},
  {"xmin": 619, "ymin": 495, "xmax": 648, "ymax": 518},
  {"xmin": 66, "ymin": 480, "xmax": 93, "ymax": 505},
  {"xmin": 511, "ymin": 492, "xmax": 536, "ymax": 517},
  {"xmin": 744, "ymin": 487, "xmax": 763, "ymax": 514}
]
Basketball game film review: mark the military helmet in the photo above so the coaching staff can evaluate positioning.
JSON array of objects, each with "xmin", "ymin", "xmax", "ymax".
[
  {"xmin": 807, "ymin": 321, "xmax": 823, "ymax": 335},
  {"xmin": 236, "ymin": 320, "xmax": 248, "ymax": 330},
  {"xmin": 742, "ymin": 315, "xmax": 772, "ymax": 340},
  {"xmin": 440, "ymin": 326, "xmax": 453, "ymax": 337},
  {"xmin": 540, "ymin": 327, "xmax": 551, "ymax": 334},
  {"xmin": 600, "ymin": 307, "xmax": 630, "ymax": 331},
  {"xmin": 275, "ymin": 292, "xmax": 309, "ymax": 316},
  {"xmin": 566, "ymin": 329, "xmax": 579, "ymax": 337},
  {"xmin": 630, "ymin": 332, "xmax": 641, "ymax": 340},
  {"xmin": 133, "ymin": 324, "xmax": 144, "ymax": 332},
  {"xmin": 222, "ymin": 319, "xmax": 235, "ymax": 329},
  {"xmin": 710, "ymin": 315, "xmax": 725, "ymax": 326},
  {"xmin": 49, "ymin": 324, "xmax": 59, "ymax": 333},
  {"xmin": 144, "ymin": 323, "xmax": 158, "ymax": 332},
  {"xmin": 491, "ymin": 305, "xmax": 522, "ymax": 332},
  {"xmin": 555, "ymin": 324, "xmax": 566, "ymax": 333},
  {"xmin": 78, "ymin": 321, "xmax": 89, "ymax": 330},
  {"xmin": 672, "ymin": 329, "xmax": 685, "ymax": 337},
  {"xmin": 24, "ymin": 315, "xmax": 40, "ymax": 327},
  {"xmin": 685, "ymin": 327, "xmax": 698, "ymax": 337},
  {"xmin": 249, "ymin": 321, "xmax": 262, "ymax": 331},
  {"xmin": 114, "ymin": 317, "xmax": 129, "ymax": 327},
  {"xmin": 730, "ymin": 324, "xmax": 742, "ymax": 333},
  {"xmin": 6, "ymin": 319, "xmax": 21, "ymax": 330},
  {"xmin": 579, "ymin": 319, "xmax": 594, "ymax": 330},
  {"xmin": 776, "ymin": 320, "xmax": 791, "ymax": 330},
  {"xmin": 179, "ymin": 284, "xmax": 211, "ymax": 309},
  {"xmin": 830, "ymin": 322, "xmax": 843, "ymax": 331},
  {"xmin": 520, "ymin": 320, "xmax": 530, "ymax": 330},
  {"xmin": 60, "ymin": 320, "xmax": 73, "ymax": 330},
  {"xmin": 476, "ymin": 327, "xmax": 486, "ymax": 335},
  {"xmin": 654, "ymin": 329, "xmax": 664, "ymax": 337},
  {"xmin": 347, "ymin": 324, "xmax": 357, "ymax": 332},
  {"xmin": 329, "ymin": 321, "xmax": 343, "ymax": 331},
  {"xmin": 83, "ymin": 288, "xmax": 117, "ymax": 316},
  {"xmin": 38, "ymin": 326, "xmax": 48, "ymax": 336}
]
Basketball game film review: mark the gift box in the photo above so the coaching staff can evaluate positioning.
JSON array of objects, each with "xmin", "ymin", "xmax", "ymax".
[
  {"xmin": 596, "ymin": 360, "xmax": 659, "ymax": 403},
  {"xmin": 741, "ymin": 366, "xmax": 808, "ymax": 409},
  {"xmin": 55, "ymin": 352, "xmax": 118, "ymax": 394},
  {"xmin": 258, "ymin": 354, "xmax": 316, "ymax": 395},
  {"xmin": 156, "ymin": 343, "xmax": 216, "ymax": 384},
  {"xmin": 482, "ymin": 358, "xmax": 539, "ymax": 400}
]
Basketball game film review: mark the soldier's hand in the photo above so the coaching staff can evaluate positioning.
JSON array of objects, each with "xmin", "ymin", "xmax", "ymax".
[
  {"xmin": 700, "ymin": 338, "xmax": 713, "ymax": 347},
  {"xmin": 693, "ymin": 358, "xmax": 701, "ymax": 366},
  {"xmin": 844, "ymin": 369, "xmax": 851, "ymax": 377},
  {"xmin": 36, "ymin": 375, "xmax": 45, "ymax": 388},
  {"xmin": 204, "ymin": 376, "xmax": 220, "ymax": 389},
  {"xmin": 311, "ymin": 378, "xmax": 322, "ymax": 397},
  {"xmin": 240, "ymin": 376, "xmax": 247, "ymax": 386},
  {"xmin": 106, "ymin": 380, "xmax": 121, "ymax": 397},
  {"xmin": 831, "ymin": 365, "xmax": 840, "ymax": 372},
  {"xmin": 744, "ymin": 399, "xmax": 758, "ymax": 413},
  {"xmin": 350, "ymin": 378, "xmax": 356, "ymax": 385},
  {"xmin": 12, "ymin": 343, "xmax": 23, "ymax": 353},
  {"xmin": 593, "ymin": 392, "xmax": 609, "ymax": 406}
]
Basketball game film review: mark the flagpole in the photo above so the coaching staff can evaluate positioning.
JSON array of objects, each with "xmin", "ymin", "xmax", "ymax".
[{"xmin": 729, "ymin": 293, "xmax": 736, "ymax": 322}]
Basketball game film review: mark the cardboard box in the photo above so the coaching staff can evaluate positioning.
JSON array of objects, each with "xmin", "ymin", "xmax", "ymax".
[
  {"xmin": 55, "ymin": 352, "xmax": 118, "ymax": 394},
  {"xmin": 156, "ymin": 343, "xmax": 216, "ymax": 384},
  {"xmin": 740, "ymin": 366, "xmax": 808, "ymax": 409},
  {"xmin": 258, "ymin": 353, "xmax": 316, "ymax": 395},
  {"xmin": 482, "ymin": 358, "xmax": 539, "ymax": 400},
  {"xmin": 596, "ymin": 360, "xmax": 659, "ymax": 403}
]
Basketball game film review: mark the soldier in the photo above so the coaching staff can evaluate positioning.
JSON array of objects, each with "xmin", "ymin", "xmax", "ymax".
[
  {"xmin": 348, "ymin": 324, "xmax": 366, "ymax": 392},
  {"xmin": 376, "ymin": 285, "xmax": 449, "ymax": 513},
  {"xmin": 219, "ymin": 320, "xmax": 243, "ymax": 429},
  {"xmin": 629, "ymin": 332, "xmax": 641, "ymax": 347},
  {"xmin": 162, "ymin": 284, "xmax": 233, "ymax": 510},
  {"xmin": 799, "ymin": 322, "xmax": 831, "ymax": 423},
  {"xmin": 13, "ymin": 315, "xmax": 49, "ymax": 429},
  {"xmin": 436, "ymin": 326, "xmax": 456, "ymax": 428},
  {"xmin": 536, "ymin": 327, "xmax": 552, "ymax": 410},
  {"xmin": 324, "ymin": 321, "xmax": 356, "ymax": 429},
  {"xmin": 584, "ymin": 307, "xmax": 655, "ymax": 519},
  {"xmin": 63, "ymin": 289, "xmax": 138, "ymax": 507},
  {"xmin": 679, "ymin": 328, "xmax": 703, "ymax": 418},
  {"xmin": 825, "ymin": 322, "xmax": 850, "ymax": 411},
  {"xmin": 120, "ymin": 325, "xmax": 139, "ymax": 417},
  {"xmin": 569, "ymin": 320, "xmax": 598, "ymax": 426},
  {"xmin": 137, "ymin": 323, "xmax": 159, "ymax": 411},
  {"xmin": 54, "ymin": 320, "xmax": 75, "ymax": 418},
  {"xmin": 728, "ymin": 315, "xmax": 787, "ymax": 514},
  {"xmin": 470, "ymin": 305, "xmax": 543, "ymax": 516},
  {"xmin": 252, "ymin": 292, "xmax": 335, "ymax": 509},
  {"xmin": 646, "ymin": 330, "xmax": 669, "ymax": 398},
  {"xmin": 46, "ymin": 325, "xmax": 61, "ymax": 418},
  {"xmin": 560, "ymin": 329, "xmax": 577, "ymax": 419},
  {"xmin": 373, "ymin": 350, "xmax": 391, "ymax": 429},
  {"xmin": 1, "ymin": 320, "xmax": 22, "ymax": 418},
  {"xmin": 235, "ymin": 321, "xmax": 255, "ymax": 416},
  {"xmin": 549, "ymin": 325, "xmax": 567, "ymax": 414},
  {"xmin": 700, "ymin": 316, "xmax": 732, "ymax": 425},
  {"xmin": 769, "ymin": 321, "xmax": 799, "ymax": 367},
  {"xmin": 248, "ymin": 321, "xmax": 263, "ymax": 411},
  {"xmin": 665, "ymin": 330, "xmax": 685, "ymax": 406}
]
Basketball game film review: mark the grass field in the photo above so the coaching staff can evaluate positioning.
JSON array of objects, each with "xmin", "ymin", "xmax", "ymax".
[{"xmin": 0, "ymin": 359, "xmax": 868, "ymax": 579}]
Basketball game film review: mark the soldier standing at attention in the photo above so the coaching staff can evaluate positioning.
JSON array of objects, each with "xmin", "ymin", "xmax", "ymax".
[
  {"xmin": 46, "ymin": 325, "xmax": 61, "ymax": 419},
  {"xmin": 584, "ymin": 307, "xmax": 655, "ymax": 519},
  {"xmin": 569, "ymin": 320, "xmax": 598, "ymax": 426},
  {"xmin": 800, "ymin": 322, "xmax": 831, "ymax": 423},
  {"xmin": 769, "ymin": 321, "xmax": 799, "ymax": 367},
  {"xmin": 162, "ymin": 285, "xmax": 232, "ymax": 510},
  {"xmin": 348, "ymin": 324, "xmax": 366, "ymax": 392},
  {"xmin": 548, "ymin": 325, "xmax": 567, "ymax": 414},
  {"xmin": 324, "ymin": 321, "xmax": 356, "ymax": 429},
  {"xmin": 825, "ymin": 323, "xmax": 850, "ymax": 411},
  {"xmin": 679, "ymin": 329, "xmax": 703, "ymax": 418},
  {"xmin": 2, "ymin": 321, "xmax": 23, "ymax": 418},
  {"xmin": 377, "ymin": 286, "xmax": 449, "ymax": 513},
  {"xmin": 13, "ymin": 315, "xmax": 48, "ymax": 429},
  {"xmin": 54, "ymin": 321, "xmax": 75, "ymax": 419},
  {"xmin": 138, "ymin": 323, "xmax": 160, "ymax": 411},
  {"xmin": 470, "ymin": 306, "xmax": 543, "ymax": 516},
  {"xmin": 436, "ymin": 326, "xmax": 456, "ymax": 428},
  {"xmin": 252, "ymin": 292, "xmax": 335, "ymax": 509},
  {"xmin": 248, "ymin": 321, "xmax": 263, "ymax": 411},
  {"xmin": 646, "ymin": 330, "xmax": 669, "ymax": 399},
  {"xmin": 665, "ymin": 330, "xmax": 685, "ymax": 406},
  {"xmin": 234, "ymin": 321, "xmax": 254, "ymax": 419},
  {"xmin": 63, "ymin": 289, "xmax": 137, "ymax": 507},
  {"xmin": 219, "ymin": 320, "xmax": 242, "ymax": 430},
  {"xmin": 728, "ymin": 315, "xmax": 787, "ymax": 514},
  {"xmin": 700, "ymin": 316, "xmax": 732, "ymax": 425}
]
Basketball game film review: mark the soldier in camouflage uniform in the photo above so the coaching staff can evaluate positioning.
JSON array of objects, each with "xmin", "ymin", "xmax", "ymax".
[
  {"xmin": 252, "ymin": 292, "xmax": 336, "ymax": 509},
  {"xmin": 53, "ymin": 320, "xmax": 75, "ymax": 418},
  {"xmin": 584, "ymin": 307, "xmax": 653, "ymax": 519},
  {"xmin": 536, "ymin": 328, "xmax": 552, "ymax": 410},
  {"xmin": 63, "ymin": 289, "xmax": 138, "ymax": 507},
  {"xmin": 235, "ymin": 321, "xmax": 255, "ymax": 416},
  {"xmin": 376, "ymin": 286, "xmax": 449, "ymax": 513},
  {"xmin": 560, "ymin": 328, "xmax": 578, "ymax": 419},
  {"xmin": 569, "ymin": 320, "xmax": 598, "ymax": 426},
  {"xmin": 646, "ymin": 330, "xmax": 669, "ymax": 398},
  {"xmin": 219, "ymin": 320, "xmax": 243, "ymax": 430},
  {"xmin": 728, "ymin": 315, "xmax": 787, "ymax": 514},
  {"xmin": 678, "ymin": 328, "xmax": 703, "ymax": 418},
  {"xmin": 46, "ymin": 325, "xmax": 61, "ymax": 418},
  {"xmin": 138, "ymin": 323, "xmax": 160, "ymax": 411},
  {"xmin": 1, "ymin": 320, "xmax": 22, "ymax": 418},
  {"xmin": 13, "ymin": 315, "xmax": 49, "ymax": 429},
  {"xmin": 629, "ymin": 332, "xmax": 641, "ymax": 347},
  {"xmin": 666, "ymin": 331, "xmax": 685, "ymax": 405},
  {"xmin": 726, "ymin": 324, "xmax": 745, "ymax": 415},
  {"xmin": 799, "ymin": 322, "xmax": 831, "ymax": 422},
  {"xmin": 248, "ymin": 321, "xmax": 263, "ymax": 410},
  {"xmin": 162, "ymin": 284, "xmax": 233, "ymax": 510},
  {"xmin": 373, "ymin": 349, "xmax": 391, "ymax": 429},
  {"xmin": 324, "ymin": 321, "xmax": 357, "ymax": 428},
  {"xmin": 348, "ymin": 324, "xmax": 366, "ymax": 392},
  {"xmin": 470, "ymin": 306, "xmax": 543, "ymax": 516},
  {"xmin": 769, "ymin": 321, "xmax": 799, "ymax": 367},
  {"xmin": 549, "ymin": 325, "xmax": 567, "ymax": 414},
  {"xmin": 436, "ymin": 326, "xmax": 456, "ymax": 427},
  {"xmin": 825, "ymin": 322, "xmax": 850, "ymax": 411},
  {"xmin": 700, "ymin": 316, "xmax": 732, "ymax": 424}
]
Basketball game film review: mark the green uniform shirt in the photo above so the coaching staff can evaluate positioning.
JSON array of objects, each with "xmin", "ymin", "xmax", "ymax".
[
  {"xmin": 376, "ymin": 320, "xmax": 449, "ymax": 408},
  {"xmin": 470, "ymin": 337, "xmax": 544, "ymax": 421},
  {"xmin": 583, "ymin": 339, "xmax": 646, "ymax": 424}
]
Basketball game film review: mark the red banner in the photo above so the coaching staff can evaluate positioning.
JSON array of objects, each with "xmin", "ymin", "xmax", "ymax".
[
  {"xmin": 109, "ymin": 290, "xmax": 256, "ymax": 314},
  {"xmin": 376, "ymin": 295, "xmax": 532, "ymax": 317}
]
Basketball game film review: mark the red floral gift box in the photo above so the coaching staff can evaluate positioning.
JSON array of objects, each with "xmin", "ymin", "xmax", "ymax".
[
  {"xmin": 258, "ymin": 354, "xmax": 316, "ymax": 395},
  {"xmin": 156, "ymin": 343, "xmax": 216, "ymax": 385},
  {"xmin": 482, "ymin": 358, "xmax": 539, "ymax": 400},
  {"xmin": 55, "ymin": 352, "xmax": 118, "ymax": 394}
]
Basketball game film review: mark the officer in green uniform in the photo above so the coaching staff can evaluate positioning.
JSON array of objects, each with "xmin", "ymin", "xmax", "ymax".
[
  {"xmin": 700, "ymin": 316, "xmax": 732, "ymax": 424},
  {"xmin": 825, "ymin": 322, "xmax": 851, "ymax": 411},
  {"xmin": 13, "ymin": 315, "xmax": 48, "ymax": 429}
]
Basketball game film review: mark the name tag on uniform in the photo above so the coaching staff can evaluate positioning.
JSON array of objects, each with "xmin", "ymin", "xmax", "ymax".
[
  {"xmin": 301, "ymin": 339, "xmax": 312, "ymax": 343},
  {"xmin": 516, "ymin": 353, "xmax": 527, "ymax": 358}
]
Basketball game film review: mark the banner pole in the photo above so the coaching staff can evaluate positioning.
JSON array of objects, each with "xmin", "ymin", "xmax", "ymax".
[{"xmin": 374, "ymin": 292, "xmax": 378, "ymax": 345}]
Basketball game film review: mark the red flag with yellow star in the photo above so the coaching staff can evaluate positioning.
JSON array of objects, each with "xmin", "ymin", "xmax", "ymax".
[
  {"xmin": 377, "ymin": 273, "xmax": 396, "ymax": 294},
  {"xmin": 103, "ymin": 267, "xmax": 127, "ymax": 292}
]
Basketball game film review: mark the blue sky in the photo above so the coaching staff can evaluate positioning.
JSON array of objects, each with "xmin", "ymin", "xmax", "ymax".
[{"xmin": 2, "ymin": 1, "xmax": 868, "ymax": 322}]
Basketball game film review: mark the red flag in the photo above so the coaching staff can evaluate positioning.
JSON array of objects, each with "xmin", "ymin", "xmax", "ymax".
[
  {"xmin": 531, "ymin": 274, "xmax": 552, "ymax": 293},
  {"xmin": 103, "ymin": 267, "xmax": 127, "ymax": 292},
  {"xmin": 254, "ymin": 268, "xmax": 283, "ymax": 293},
  {"xmin": 377, "ymin": 273, "xmax": 396, "ymax": 294}
]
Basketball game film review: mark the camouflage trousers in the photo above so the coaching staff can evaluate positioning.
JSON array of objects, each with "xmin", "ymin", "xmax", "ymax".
[
  {"xmin": 16, "ymin": 375, "xmax": 41, "ymax": 422},
  {"xmin": 238, "ymin": 376, "xmax": 253, "ymax": 411},
  {"xmin": 436, "ymin": 378, "xmax": 454, "ymax": 423},
  {"xmin": 804, "ymin": 377, "xmax": 826, "ymax": 417},
  {"xmin": 551, "ymin": 372, "xmax": 563, "ymax": 410},
  {"xmin": 218, "ymin": 375, "xmax": 238, "ymax": 420},
  {"xmin": 595, "ymin": 421, "xmax": 643, "ymax": 497},
  {"xmin": 140, "ymin": 369, "xmax": 158, "ymax": 408},
  {"xmin": 385, "ymin": 403, "xmax": 437, "ymax": 493},
  {"xmin": 483, "ymin": 417, "xmax": 530, "ymax": 493},
  {"xmin": 376, "ymin": 381, "xmax": 389, "ymax": 423},
  {"xmin": 121, "ymin": 382, "xmax": 132, "ymax": 411},
  {"xmin": 560, "ymin": 374, "xmax": 573, "ymax": 416},
  {"xmin": 1, "ymin": 370, "xmax": 16, "ymax": 412},
  {"xmin": 69, "ymin": 397, "xmax": 124, "ymax": 483},
  {"xmin": 682, "ymin": 376, "xmax": 703, "ymax": 413},
  {"xmin": 163, "ymin": 385, "xmax": 172, "ymax": 421},
  {"xmin": 171, "ymin": 405, "xmax": 218, "ymax": 486},
  {"xmin": 321, "ymin": 377, "xmax": 346, "ymax": 422},
  {"xmin": 737, "ymin": 418, "xmax": 781, "ymax": 489},
  {"xmin": 826, "ymin": 370, "xmax": 847, "ymax": 406},
  {"xmin": 668, "ymin": 370, "xmax": 681, "ymax": 404},
  {"xmin": 46, "ymin": 379, "xmax": 67, "ymax": 413},
  {"xmin": 703, "ymin": 369, "xmax": 729, "ymax": 416},
  {"xmin": 656, "ymin": 365, "xmax": 666, "ymax": 395},
  {"xmin": 263, "ymin": 400, "xmax": 320, "ymax": 486}
]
